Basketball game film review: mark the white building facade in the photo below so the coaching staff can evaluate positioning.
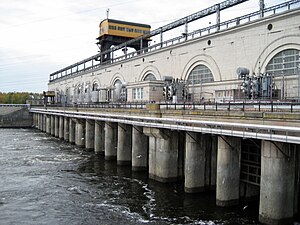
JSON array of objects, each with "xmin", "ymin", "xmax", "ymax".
[{"xmin": 48, "ymin": 6, "xmax": 300, "ymax": 103}]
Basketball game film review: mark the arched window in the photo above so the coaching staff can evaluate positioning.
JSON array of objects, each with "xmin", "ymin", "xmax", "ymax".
[
  {"xmin": 143, "ymin": 73, "xmax": 156, "ymax": 81},
  {"xmin": 92, "ymin": 82, "xmax": 99, "ymax": 91},
  {"xmin": 114, "ymin": 79, "xmax": 122, "ymax": 86},
  {"xmin": 187, "ymin": 65, "xmax": 214, "ymax": 84},
  {"xmin": 266, "ymin": 49, "xmax": 299, "ymax": 76}
]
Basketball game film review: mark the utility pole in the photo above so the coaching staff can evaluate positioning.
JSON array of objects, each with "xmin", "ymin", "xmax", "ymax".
[
  {"xmin": 184, "ymin": 19, "xmax": 188, "ymax": 40},
  {"xmin": 297, "ymin": 59, "xmax": 300, "ymax": 103},
  {"xmin": 106, "ymin": 8, "xmax": 110, "ymax": 19},
  {"xmin": 259, "ymin": 0, "xmax": 265, "ymax": 18},
  {"xmin": 216, "ymin": 3, "xmax": 220, "ymax": 31}
]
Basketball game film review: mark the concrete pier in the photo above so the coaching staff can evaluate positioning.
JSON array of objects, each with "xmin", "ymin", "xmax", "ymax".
[
  {"xmin": 37, "ymin": 114, "xmax": 40, "ymax": 129},
  {"xmin": 37, "ymin": 114, "xmax": 40, "ymax": 130},
  {"xmin": 85, "ymin": 120, "xmax": 95, "ymax": 150},
  {"xmin": 117, "ymin": 123, "xmax": 132, "ymax": 165},
  {"xmin": 104, "ymin": 122, "xmax": 117, "ymax": 160},
  {"xmin": 64, "ymin": 117, "xmax": 69, "ymax": 141},
  {"xmin": 54, "ymin": 116, "xmax": 59, "ymax": 138},
  {"xmin": 259, "ymin": 141, "xmax": 296, "ymax": 225},
  {"xmin": 144, "ymin": 128, "xmax": 179, "ymax": 182},
  {"xmin": 185, "ymin": 132, "xmax": 212, "ymax": 193},
  {"xmin": 69, "ymin": 119, "xmax": 75, "ymax": 144},
  {"xmin": 33, "ymin": 114, "xmax": 37, "ymax": 128},
  {"xmin": 50, "ymin": 115, "xmax": 55, "ymax": 136},
  {"xmin": 59, "ymin": 116, "xmax": 64, "ymax": 139},
  {"xmin": 216, "ymin": 136, "xmax": 241, "ymax": 206},
  {"xmin": 148, "ymin": 136, "xmax": 156, "ymax": 179},
  {"xmin": 210, "ymin": 135, "xmax": 217, "ymax": 190},
  {"xmin": 38, "ymin": 114, "xmax": 42, "ymax": 130},
  {"xmin": 36, "ymin": 114, "xmax": 39, "ymax": 129},
  {"xmin": 46, "ymin": 115, "xmax": 51, "ymax": 134},
  {"xmin": 75, "ymin": 120, "xmax": 85, "ymax": 147},
  {"xmin": 132, "ymin": 125, "xmax": 148, "ymax": 171},
  {"xmin": 41, "ymin": 114, "xmax": 44, "ymax": 131},
  {"xmin": 43, "ymin": 114, "xmax": 46, "ymax": 132},
  {"xmin": 95, "ymin": 121, "xmax": 104, "ymax": 154}
]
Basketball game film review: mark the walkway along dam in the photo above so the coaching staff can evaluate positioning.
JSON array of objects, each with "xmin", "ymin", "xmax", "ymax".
[{"xmin": 32, "ymin": 0, "xmax": 300, "ymax": 224}]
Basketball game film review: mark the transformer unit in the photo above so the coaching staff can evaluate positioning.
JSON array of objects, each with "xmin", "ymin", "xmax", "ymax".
[
  {"xmin": 239, "ymin": 72, "xmax": 275, "ymax": 100},
  {"xmin": 236, "ymin": 67, "xmax": 250, "ymax": 79},
  {"xmin": 162, "ymin": 77, "xmax": 187, "ymax": 102},
  {"xmin": 99, "ymin": 88, "xmax": 109, "ymax": 103},
  {"xmin": 91, "ymin": 91, "xmax": 99, "ymax": 103}
]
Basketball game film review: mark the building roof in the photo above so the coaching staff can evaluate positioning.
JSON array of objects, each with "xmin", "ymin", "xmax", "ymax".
[{"xmin": 100, "ymin": 19, "xmax": 151, "ymax": 28}]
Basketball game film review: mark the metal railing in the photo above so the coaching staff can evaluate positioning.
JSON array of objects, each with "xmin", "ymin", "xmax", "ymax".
[
  {"xmin": 160, "ymin": 101, "xmax": 300, "ymax": 113},
  {"xmin": 30, "ymin": 108, "xmax": 300, "ymax": 144},
  {"xmin": 41, "ymin": 101, "xmax": 300, "ymax": 113},
  {"xmin": 0, "ymin": 104, "xmax": 30, "ymax": 108}
]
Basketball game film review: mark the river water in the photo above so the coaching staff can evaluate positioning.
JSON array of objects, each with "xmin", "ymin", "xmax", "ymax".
[{"xmin": 0, "ymin": 128, "xmax": 259, "ymax": 225}]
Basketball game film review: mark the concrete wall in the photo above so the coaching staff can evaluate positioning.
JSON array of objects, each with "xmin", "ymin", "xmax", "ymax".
[{"xmin": 0, "ymin": 106, "xmax": 32, "ymax": 128}]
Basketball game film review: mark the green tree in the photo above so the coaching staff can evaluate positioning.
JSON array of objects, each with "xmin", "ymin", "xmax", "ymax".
[{"xmin": 0, "ymin": 92, "xmax": 39, "ymax": 104}]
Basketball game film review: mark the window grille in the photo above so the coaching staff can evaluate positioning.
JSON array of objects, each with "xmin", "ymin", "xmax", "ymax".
[
  {"xmin": 266, "ymin": 49, "xmax": 299, "ymax": 76},
  {"xmin": 187, "ymin": 65, "xmax": 214, "ymax": 84}
]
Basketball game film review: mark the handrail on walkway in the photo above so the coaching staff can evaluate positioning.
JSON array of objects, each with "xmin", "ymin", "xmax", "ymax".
[
  {"xmin": 40, "ymin": 101, "xmax": 300, "ymax": 113},
  {"xmin": 0, "ymin": 104, "xmax": 30, "ymax": 108},
  {"xmin": 30, "ymin": 107, "xmax": 300, "ymax": 145}
]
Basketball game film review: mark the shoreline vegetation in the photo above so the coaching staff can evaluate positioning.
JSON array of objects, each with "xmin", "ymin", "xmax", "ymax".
[{"xmin": 0, "ymin": 92, "xmax": 42, "ymax": 104}]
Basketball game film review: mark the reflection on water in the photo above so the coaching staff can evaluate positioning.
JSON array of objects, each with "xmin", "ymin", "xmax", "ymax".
[{"xmin": 0, "ymin": 129, "xmax": 259, "ymax": 224}]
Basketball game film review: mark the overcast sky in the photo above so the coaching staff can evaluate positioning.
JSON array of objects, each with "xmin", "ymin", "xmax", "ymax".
[{"xmin": 0, "ymin": 0, "xmax": 285, "ymax": 93}]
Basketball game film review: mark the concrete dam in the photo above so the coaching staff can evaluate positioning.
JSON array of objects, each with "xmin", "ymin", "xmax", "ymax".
[
  {"xmin": 30, "ymin": 103, "xmax": 300, "ymax": 225},
  {"xmin": 5, "ymin": 0, "xmax": 300, "ymax": 224}
]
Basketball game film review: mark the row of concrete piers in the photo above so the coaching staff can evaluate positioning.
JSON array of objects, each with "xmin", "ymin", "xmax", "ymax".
[{"xmin": 33, "ymin": 112, "xmax": 299, "ymax": 225}]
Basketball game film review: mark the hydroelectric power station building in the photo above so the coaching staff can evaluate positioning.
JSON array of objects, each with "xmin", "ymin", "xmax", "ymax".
[
  {"xmin": 48, "ymin": 0, "xmax": 300, "ymax": 104},
  {"xmin": 31, "ymin": 1, "xmax": 300, "ymax": 224}
]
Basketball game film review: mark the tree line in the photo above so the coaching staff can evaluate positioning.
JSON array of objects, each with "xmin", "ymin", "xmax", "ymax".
[{"xmin": 0, "ymin": 92, "xmax": 42, "ymax": 104}]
